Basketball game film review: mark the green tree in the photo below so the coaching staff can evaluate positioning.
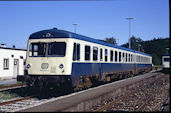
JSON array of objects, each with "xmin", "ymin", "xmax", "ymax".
[
  {"xmin": 122, "ymin": 37, "xmax": 170, "ymax": 65},
  {"xmin": 122, "ymin": 36, "xmax": 144, "ymax": 51},
  {"xmin": 105, "ymin": 37, "xmax": 117, "ymax": 45}
]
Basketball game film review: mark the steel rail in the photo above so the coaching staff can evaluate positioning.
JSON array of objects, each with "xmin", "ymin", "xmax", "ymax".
[
  {"xmin": 0, "ymin": 96, "xmax": 32, "ymax": 106},
  {"xmin": 0, "ymin": 83, "xmax": 26, "ymax": 91}
]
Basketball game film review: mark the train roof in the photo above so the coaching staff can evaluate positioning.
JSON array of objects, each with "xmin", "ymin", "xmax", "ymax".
[{"xmin": 29, "ymin": 28, "xmax": 152, "ymax": 57}]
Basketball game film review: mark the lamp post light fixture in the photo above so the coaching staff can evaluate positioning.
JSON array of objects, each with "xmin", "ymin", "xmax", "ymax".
[
  {"xmin": 73, "ymin": 24, "xmax": 78, "ymax": 33},
  {"xmin": 126, "ymin": 17, "xmax": 134, "ymax": 49}
]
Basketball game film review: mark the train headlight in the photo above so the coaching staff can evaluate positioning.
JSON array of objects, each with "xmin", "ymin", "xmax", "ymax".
[
  {"xmin": 27, "ymin": 64, "xmax": 31, "ymax": 69},
  {"xmin": 59, "ymin": 64, "xmax": 64, "ymax": 69}
]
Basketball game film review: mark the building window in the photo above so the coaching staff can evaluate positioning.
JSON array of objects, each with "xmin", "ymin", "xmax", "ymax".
[
  {"xmin": 85, "ymin": 45, "xmax": 91, "ymax": 60},
  {"xmin": 20, "ymin": 56, "xmax": 23, "ymax": 59},
  {"xmin": 115, "ymin": 51, "xmax": 118, "ymax": 62},
  {"xmin": 3, "ymin": 59, "xmax": 9, "ymax": 70},
  {"xmin": 105, "ymin": 49, "xmax": 108, "ymax": 62},
  {"xmin": 119, "ymin": 52, "xmax": 121, "ymax": 62},
  {"xmin": 100, "ymin": 48, "xmax": 103, "ymax": 61},
  {"xmin": 110, "ymin": 50, "xmax": 113, "ymax": 62},
  {"xmin": 93, "ymin": 47, "xmax": 98, "ymax": 61},
  {"xmin": 73, "ymin": 43, "xmax": 80, "ymax": 61}
]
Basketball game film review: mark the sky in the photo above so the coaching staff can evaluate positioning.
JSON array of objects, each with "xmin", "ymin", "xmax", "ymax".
[{"xmin": 0, "ymin": 0, "xmax": 169, "ymax": 49}]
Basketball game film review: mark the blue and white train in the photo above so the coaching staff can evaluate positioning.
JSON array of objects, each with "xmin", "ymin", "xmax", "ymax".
[{"xmin": 20, "ymin": 28, "xmax": 152, "ymax": 90}]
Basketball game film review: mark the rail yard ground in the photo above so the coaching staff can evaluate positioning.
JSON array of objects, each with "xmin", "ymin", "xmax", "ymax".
[{"xmin": 0, "ymin": 69, "xmax": 170, "ymax": 112}]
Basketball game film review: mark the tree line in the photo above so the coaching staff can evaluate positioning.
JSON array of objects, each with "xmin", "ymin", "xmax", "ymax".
[{"xmin": 105, "ymin": 36, "xmax": 170, "ymax": 65}]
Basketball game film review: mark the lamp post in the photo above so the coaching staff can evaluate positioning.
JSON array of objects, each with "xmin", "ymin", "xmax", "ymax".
[
  {"xmin": 73, "ymin": 24, "xmax": 78, "ymax": 33},
  {"xmin": 126, "ymin": 17, "xmax": 134, "ymax": 49}
]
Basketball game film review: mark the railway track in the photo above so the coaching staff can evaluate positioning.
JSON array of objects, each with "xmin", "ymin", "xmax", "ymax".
[
  {"xmin": 0, "ymin": 71, "xmax": 169, "ymax": 112},
  {"xmin": 93, "ymin": 73, "xmax": 169, "ymax": 112},
  {"xmin": 0, "ymin": 87, "xmax": 67, "ymax": 112},
  {"xmin": 0, "ymin": 96, "xmax": 48, "ymax": 112},
  {"xmin": 0, "ymin": 83, "xmax": 26, "ymax": 91}
]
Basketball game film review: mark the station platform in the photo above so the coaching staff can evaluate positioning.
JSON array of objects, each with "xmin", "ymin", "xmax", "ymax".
[{"xmin": 0, "ymin": 78, "xmax": 17, "ymax": 85}]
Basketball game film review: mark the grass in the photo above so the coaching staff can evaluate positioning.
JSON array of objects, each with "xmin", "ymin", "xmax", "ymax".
[{"xmin": 0, "ymin": 91, "xmax": 19, "ymax": 100}]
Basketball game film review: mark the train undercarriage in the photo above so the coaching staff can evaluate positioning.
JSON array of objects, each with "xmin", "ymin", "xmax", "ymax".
[{"xmin": 17, "ymin": 67, "xmax": 152, "ymax": 92}]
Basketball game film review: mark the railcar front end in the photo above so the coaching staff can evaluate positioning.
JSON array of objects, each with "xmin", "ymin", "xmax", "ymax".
[{"xmin": 24, "ymin": 38, "xmax": 73, "ymax": 88}]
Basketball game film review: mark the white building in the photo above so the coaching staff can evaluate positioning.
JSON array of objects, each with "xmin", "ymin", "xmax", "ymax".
[{"xmin": 0, "ymin": 45, "xmax": 26, "ymax": 80}]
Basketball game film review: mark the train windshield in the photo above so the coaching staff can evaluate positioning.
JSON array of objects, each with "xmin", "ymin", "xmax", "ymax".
[{"xmin": 29, "ymin": 42, "xmax": 66, "ymax": 57}]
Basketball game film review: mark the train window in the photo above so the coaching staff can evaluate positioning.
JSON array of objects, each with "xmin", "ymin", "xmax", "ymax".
[
  {"xmin": 110, "ymin": 50, "xmax": 113, "ymax": 61},
  {"xmin": 123, "ymin": 53, "xmax": 125, "ymax": 62},
  {"xmin": 73, "ymin": 43, "xmax": 76, "ymax": 61},
  {"xmin": 85, "ymin": 46, "xmax": 91, "ymax": 60},
  {"xmin": 100, "ymin": 48, "xmax": 103, "ymax": 61},
  {"xmin": 29, "ymin": 42, "xmax": 66, "ymax": 57},
  {"xmin": 73, "ymin": 43, "xmax": 80, "ymax": 61},
  {"xmin": 77, "ymin": 44, "xmax": 80, "ymax": 60},
  {"xmin": 128, "ymin": 54, "xmax": 130, "ymax": 62},
  {"xmin": 93, "ymin": 47, "xmax": 98, "ymax": 61},
  {"xmin": 115, "ymin": 51, "xmax": 118, "ymax": 62},
  {"xmin": 29, "ymin": 43, "xmax": 46, "ymax": 57},
  {"xmin": 131, "ymin": 54, "xmax": 133, "ymax": 62},
  {"xmin": 48, "ymin": 42, "xmax": 66, "ymax": 56},
  {"xmin": 119, "ymin": 52, "xmax": 121, "ymax": 62},
  {"xmin": 126, "ymin": 53, "xmax": 127, "ymax": 62},
  {"xmin": 105, "ymin": 49, "xmax": 108, "ymax": 62}
]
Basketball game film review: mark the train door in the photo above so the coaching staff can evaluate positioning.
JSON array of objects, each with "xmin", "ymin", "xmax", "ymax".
[{"xmin": 13, "ymin": 59, "xmax": 19, "ymax": 78}]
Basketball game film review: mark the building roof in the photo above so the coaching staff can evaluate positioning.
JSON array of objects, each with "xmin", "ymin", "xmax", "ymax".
[
  {"xmin": 29, "ymin": 28, "xmax": 152, "ymax": 57},
  {"xmin": 0, "ymin": 47, "xmax": 26, "ymax": 51}
]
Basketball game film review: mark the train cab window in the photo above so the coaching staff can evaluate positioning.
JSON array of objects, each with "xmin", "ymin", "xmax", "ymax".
[
  {"xmin": 100, "ymin": 48, "xmax": 103, "ymax": 61},
  {"xmin": 115, "ymin": 51, "xmax": 118, "ymax": 62},
  {"xmin": 73, "ymin": 43, "xmax": 80, "ymax": 61},
  {"xmin": 29, "ymin": 43, "xmax": 46, "ymax": 57},
  {"xmin": 85, "ymin": 46, "xmax": 91, "ymax": 60},
  {"xmin": 105, "ymin": 49, "xmax": 108, "ymax": 62},
  {"xmin": 119, "ymin": 52, "xmax": 121, "ymax": 62},
  {"xmin": 29, "ymin": 42, "xmax": 66, "ymax": 57},
  {"xmin": 48, "ymin": 42, "xmax": 66, "ymax": 56},
  {"xmin": 93, "ymin": 47, "xmax": 98, "ymax": 61},
  {"xmin": 110, "ymin": 50, "xmax": 113, "ymax": 62}
]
